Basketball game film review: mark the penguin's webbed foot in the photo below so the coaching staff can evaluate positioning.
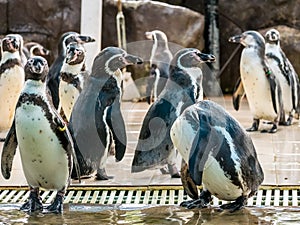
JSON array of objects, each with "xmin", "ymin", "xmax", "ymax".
[
  {"xmin": 96, "ymin": 168, "xmax": 113, "ymax": 180},
  {"xmin": 180, "ymin": 190, "xmax": 212, "ymax": 209},
  {"xmin": 0, "ymin": 137, "xmax": 5, "ymax": 142},
  {"xmin": 220, "ymin": 196, "xmax": 247, "ymax": 212},
  {"xmin": 20, "ymin": 192, "xmax": 43, "ymax": 213},
  {"xmin": 246, "ymin": 119, "xmax": 259, "ymax": 132},
  {"xmin": 261, "ymin": 123, "xmax": 277, "ymax": 133},
  {"xmin": 45, "ymin": 194, "xmax": 64, "ymax": 214}
]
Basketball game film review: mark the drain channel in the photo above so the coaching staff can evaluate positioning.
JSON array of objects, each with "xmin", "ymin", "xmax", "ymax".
[{"xmin": 0, "ymin": 186, "xmax": 299, "ymax": 207}]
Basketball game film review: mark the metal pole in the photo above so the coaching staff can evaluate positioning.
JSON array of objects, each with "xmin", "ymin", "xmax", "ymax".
[{"xmin": 203, "ymin": 0, "xmax": 222, "ymax": 96}]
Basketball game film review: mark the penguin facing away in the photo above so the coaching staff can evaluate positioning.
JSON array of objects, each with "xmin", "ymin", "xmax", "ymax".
[
  {"xmin": 145, "ymin": 30, "xmax": 173, "ymax": 104},
  {"xmin": 0, "ymin": 34, "xmax": 25, "ymax": 133},
  {"xmin": 229, "ymin": 30, "xmax": 284, "ymax": 133},
  {"xmin": 1, "ymin": 56, "xmax": 80, "ymax": 214},
  {"xmin": 170, "ymin": 100, "xmax": 264, "ymax": 212},
  {"xmin": 59, "ymin": 42, "xmax": 87, "ymax": 121},
  {"xmin": 265, "ymin": 28, "xmax": 300, "ymax": 125},
  {"xmin": 131, "ymin": 48, "xmax": 215, "ymax": 178},
  {"xmin": 69, "ymin": 47, "xmax": 143, "ymax": 180},
  {"xmin": 47, "ymin": 31, "xmax": 95, "ymax": 109},
  {"xmin": 23, "ymin": 41, "xmax": 50, "ymax": 59}
]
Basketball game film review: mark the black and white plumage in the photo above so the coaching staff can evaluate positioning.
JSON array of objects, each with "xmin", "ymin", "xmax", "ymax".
[
  {"xmin": 47, "ymin": 31, "xmax": 95, "ymax": 109},
  {"xmin": 170, "ymin": 100, "xmax": 264, "ymax": 212},
  {"xmin": 229, "ymin": 30, "xmax": 284, "ymax": 133},
  {"xmin": 0, "ymin": 34, "xmax": 25, "ymax": 133},
  {"xmin": 265, "ymin": 28, "xmax": 300, "ymax": 125},
  {"xmin": 59, "ymin": 42, "xmax": 87, "ymax": 121},
  {"xmin": 69, "ymin": 47, "xmax": 143, "ymax": 180},
  {"xmin": 145, "ymin": 30, "xmax": 173, "ymax": 104},
  {"xmin": 1, "ymin": 56, "xmax": 79, "ymax": 214},
  {"xmin": 131, "ymin": 48, "xmax": 215, "ymax": 177},
  {"xmin": 23, "ymin": 41, "xmax": 50, "ymax": 59}
]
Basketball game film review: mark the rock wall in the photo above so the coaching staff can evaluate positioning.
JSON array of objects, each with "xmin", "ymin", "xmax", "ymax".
[{"xmin": 0, "ymin": 0, "xmax": 299, "ymax": 93}]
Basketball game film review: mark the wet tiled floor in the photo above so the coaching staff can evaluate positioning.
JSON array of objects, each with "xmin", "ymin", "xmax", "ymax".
[{"xmin": 0, "ymin": 96, "xmax": 300, "ymax": 187}]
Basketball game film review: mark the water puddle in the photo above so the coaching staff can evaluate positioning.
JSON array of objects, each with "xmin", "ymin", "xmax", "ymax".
[{"xmin": 0, "ymin": 204, "xmax": 300, "ymax": 224}]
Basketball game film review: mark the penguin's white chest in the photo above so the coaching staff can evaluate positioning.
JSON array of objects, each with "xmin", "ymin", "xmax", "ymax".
[
  {"xmin": 202, "ymin": 154, "xmax": 243, "ymax": 201},
  {"xmin": 0, "ymin": 65, "xmax": 25, "ymax": 131},
  {"xmin": 59, "ymin": 80, "xmax": 81, "ymax": 121},
  {"xmin": 266, "ymin": 56, "xmax": 293, "ymax": 113},
  {"xmin": 170, "ymin": 113, "xmax": 198, "ymax": 163},
  {"xmin": 240, "ymin": 50, "xmax": 277, "ymax": 120},
  {"xmin": 15, "ymin": 103, "xmax": 69, "ymax": 190}
]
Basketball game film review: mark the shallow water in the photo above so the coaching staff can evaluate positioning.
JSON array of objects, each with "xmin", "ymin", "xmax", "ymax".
[{"xmin": 1, "ymin": 204, "xmax": 300, "ymax": 225}]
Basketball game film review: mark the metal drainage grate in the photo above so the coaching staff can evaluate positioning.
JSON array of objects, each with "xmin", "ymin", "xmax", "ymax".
[{"xmin": 0, "ymin": 186, "xmax": 299, "ymax": 207}]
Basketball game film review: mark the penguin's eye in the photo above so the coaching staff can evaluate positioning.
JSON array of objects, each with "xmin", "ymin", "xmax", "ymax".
[
  {"xmin": 189, "ymin": 53, "xmax": 195, "ymax": 57},
  {"xmin": 28, "ymin": 59, "xmax": 34, "ymax": 64},
  {"xmin": 119, "ymin": 56, "xmax": 123, "ymax": 61},
  {"xmin": 77, "ymin": 50, "xmax": 82, "ymax": 55}
]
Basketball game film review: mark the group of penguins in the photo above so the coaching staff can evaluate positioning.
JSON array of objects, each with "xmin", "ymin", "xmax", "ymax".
[{"xmin": 0, "ymin": 27, "xmax": 297, "ymax": 214}]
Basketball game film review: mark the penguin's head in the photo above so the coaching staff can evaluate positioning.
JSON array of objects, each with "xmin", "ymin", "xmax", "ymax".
[
  {"xmin": 229, "ymin": 31, "xmax": 265, "ymax": 50},
  {"xmin": 145, "ymin": 30, "xmax": 168, "ymax": 43},
  {"xmin": 65, "ymin": 42, "xmax": 86, "ymax": 65},
  {"xmin": 172, "ymin": 48, "xmax": 216, "ymax": 70},
  {"xmin": 91, "ymin": 47, "xmax": 143, "ymax": 77},
  {"xmin": 1, "ymin": 34, "xmax": 23, "ymax": 53},
  {"xmin": 265, "ymin": 29, "xmax": 280, "ymax": 45},
  {"xmin": 25, "ymin": 56, "xmax": 49, "ymax": 82},
  {"xmin": 59, "ymin": 31, "xmax": 95, "ymax": 55},
  {"xmin": 24, "ymin": 42, "xmax": 50, "ymax": 58}
]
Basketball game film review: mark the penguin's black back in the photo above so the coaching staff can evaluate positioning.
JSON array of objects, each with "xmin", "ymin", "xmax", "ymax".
[{"xmin": 188, "ymin": 101, "xmax": 264, "ymax": 191}]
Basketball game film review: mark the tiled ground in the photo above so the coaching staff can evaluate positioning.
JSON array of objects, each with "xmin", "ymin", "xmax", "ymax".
[{"xmin": 1, "ymin": 96, "xmax": 300, "ymax": 187}]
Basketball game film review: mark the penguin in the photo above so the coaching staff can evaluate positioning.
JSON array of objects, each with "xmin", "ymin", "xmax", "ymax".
[
  {"xmin": 47, "ymin": 31, "xmax": 95, "ymax": 109},
  {"xmin": 1, "ymin": 56, "xmax": 79, "ymax": 214},
  {"xmin": 131, "ymin": 48, "xmax": 215, "ymax": 178},
  {"xmin": 23, "ymin": 41, "xmax": 50, "ymax": 59},
  {"xmin": 265, "ymin": 28, "xmax": 300, "ymax": 125},
  {"xmin": 59, "ymin": 42, "xmax": 87, "ymax": 121},
  {"xmin": 69, "ymin": 47, "xmax": 143, "ymax": 180},
  {"xmin": 170, "ymin": 100, "xmax": 264, "ymax": 212},
  {"xmin": 145, "ymin": 30, "xmax": 173, "ymax": 104},
  {"xmin": 229, "ymin": 30, "xmax": 284, "ymax": 133},
  {"xmin": 0, "ymin": 34, "xmax": 25, "ymax": 136}
]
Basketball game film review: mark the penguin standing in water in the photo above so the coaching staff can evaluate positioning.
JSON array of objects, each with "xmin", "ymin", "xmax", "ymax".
[
  {"xmin": 0, "ymin": 34, "xmax": 25, "ymax": 137},
  {"xmin": 69, "ymin": 47, "xmax": 143, "ymax": 180},
  {"xmin": 170, "ymin": 100, "xmax": 264, "ymax": 212},
  {"xmin": 131, "ymin": 48, "xmax": 215, "ymax": 178},
  {"xmin": 229, "ymin": 30, "xmax": 284, "ymax": 133},
  {"xmin": 145, "ymin": 30, "xmax": 173, "ymax": 104},
  {"xmin": 265, "ymin": 28, "xmax": 300, "ymax": 125},
  {"xmin": 59, "ymin": 42, "xmax": 87, "ymax": 121},
  {"xmin": 1, "ymin": 56, "xmax": 79, "ymax": 214},
  {"xmin": 47, "ymin": 31, "xmax": 95, "ymax": 109}
]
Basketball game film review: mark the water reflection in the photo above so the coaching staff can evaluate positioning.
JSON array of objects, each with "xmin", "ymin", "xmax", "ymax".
[{"xmin": 0, "ymin": 204, "xmax": 300, "ymax": 224}]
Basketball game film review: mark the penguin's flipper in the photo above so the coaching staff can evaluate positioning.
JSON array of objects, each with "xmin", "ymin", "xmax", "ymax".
[
  {"xmin": 180, "ymin": 161, "xmax": 199, "ymax": 199},
  {"xmin": 266, "ymin": 70, "xmax": 280, "ymax": 114},
  {"xmin": 106, "ymin": 99, "xmax": 127, "ymax": 162},
  {"xmin": 53, "ymin": 111, "xmax": 81, "ymax": 183},
  {"xmin": 1, "ymin": 120, "xmax": 18, "ymax": 179},
  {"xmin": 232, "ymin": 77, "xmax": 245, "ymax": 111},
  {"xmin": 145, "ymin": 65, "xmax": 157, "ymax": 104}
]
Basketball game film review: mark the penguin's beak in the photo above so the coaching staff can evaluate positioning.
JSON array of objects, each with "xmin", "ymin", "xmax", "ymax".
[
  {"xmin": 145, "ymin": 31, "xmax": 153, "ymax": 40},
  {"xmin": 41, "ymin": 47, "xmax": 50, "ymax": 56},
  {"xmin": 228, "ymin": 34, "xmax": 242, "ymax": 43},
  {"xmin": 31, "ymin": 60, "xmax": 44, "ymax": 74},
  {"xmin": 197, "ymin": 52, "xmax": 216, "ymax": 63},
  {"xmin": 77, "ymin": 35, "xmax": 96, "ymax": 43},
  {"xmin": 124, "ymin": 54, "xmax": 144, "ymax": 65},
  {"xmin": 65, "ymin": 51, "xmax": 77, "ymax": 64}
]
